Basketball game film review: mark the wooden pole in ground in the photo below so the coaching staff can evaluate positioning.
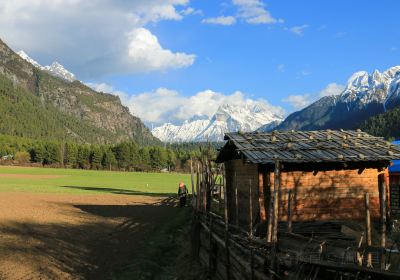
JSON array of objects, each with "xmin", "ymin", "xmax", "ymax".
[
  {"xmin": 365, "ymin": 192, "xmax": 372, "ymax": 268},
  {"xmin": 287, "ymin": 189, "xmax": 293, "ymax": 233},
  {"xmin": 378, "ymin": 174, "xmax": 387, "ymax": 270},
  {"xmin": 222, "ymin": 165, "xmax": 230, "ymax": 279},
  {"xmin": 272, "ymin": 160, "xmax": 280, "ymax": 243},
  {"xmin": 190, "ymin": 159, "xmax": 195, "ymax": 208},
  {"xmin": 258, "ymin": 166, "xmax": 267, "ymax": 222},
  {"xmin": 267, "ymin": 172, "xmax": 273, "ymax": 242},
  {"xmin": 270, "ymin": 160, "xmax": 281, "ymax": 279},
  {"xmin": 196, "ymin": 163, "xmax": 200, "ymax": 211},
  {"xmin": 235, "ymin": 171, "xmax": 239, "ymax": 227},
  {"xmin": 249, "ymin": 179, "xmax": 253, "ymax": 238}
]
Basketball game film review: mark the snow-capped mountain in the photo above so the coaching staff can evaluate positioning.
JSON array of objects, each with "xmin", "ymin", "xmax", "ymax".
[
  {"xmin": 276, "ymin": 66, "xmax": 400, "ymax": 131},
  {"xmin": 152, "ymin": 102, "xmax": 284, "ymax": 142},
  {"xmin": 17, "ymin": 50, "xmax": 76, "ymax": 82}
]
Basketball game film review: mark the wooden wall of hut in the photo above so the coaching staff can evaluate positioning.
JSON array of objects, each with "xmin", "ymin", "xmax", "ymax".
[
  {"xmin": 224, "ymin": 159, "xmax": 261, "ymax": 228},
  {"xmin": 224, "ymin": 159, "xmax": 387, "ymax": 228}
]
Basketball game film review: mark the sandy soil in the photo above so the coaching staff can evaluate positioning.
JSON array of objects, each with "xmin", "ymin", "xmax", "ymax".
[{"xmin": 0, "ymin": 193, "xmax": 178, "ymax": 280}]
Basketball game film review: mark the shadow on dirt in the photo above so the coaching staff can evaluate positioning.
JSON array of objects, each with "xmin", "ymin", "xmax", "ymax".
[
  {"xmin": 0, "ymin": 197, "xmax": 189, "ymax": 280},
  {"xmin": 60, "ymin": 185, "xmax": 175, "ymax": 197}
]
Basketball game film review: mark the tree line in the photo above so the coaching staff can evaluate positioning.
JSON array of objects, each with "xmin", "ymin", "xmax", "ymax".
[{"xmin": 0, "ymin": 134, "xmax": 219, "ymax": 172}]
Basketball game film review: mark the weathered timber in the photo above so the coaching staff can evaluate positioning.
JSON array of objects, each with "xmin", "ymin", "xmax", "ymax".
[
  {"xmin": 287, "ymin": 189, "xmax": 293, "ymax": 233},
  {"xmin": 365, "ymin": 193, "xmax": 372, "ymax": 268}
]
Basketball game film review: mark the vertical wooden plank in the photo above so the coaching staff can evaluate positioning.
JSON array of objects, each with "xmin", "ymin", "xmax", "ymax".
[
  {"xmin": 196, "ymin": 163, "xmax": 200, "ymax": 211},
  {"xmin": 235, "ymin": 171, "xmax": 239, "ymax": 227},
  {"xmin": 365, "ymin": 192, "xmax": 372, "ymax": 268},
  {"xmin": 287, "ymin": 189, "xmax": 293, "ymax": 233},
  {"xmin": 249, "ymin": 179, "xmax": 253, "ymax": 238},
  {"xmin": 190, "ymin": 159, "xmax": 195, "ymax": 208},
  {"xmin": 270, "ymin": 160, "xmax": 281, "ymax": 280},
  {"xmin": 267, "ymin": 171, "xmax": 273, "ymax": 243},
  {"xmin": 379, "ymin": 174, "xmax": 387, "ymax": 270},
  {"xmin": 272, "ymin": 160, "xmax": 280, "ymax": 243},
  {"xmin": 222, "ymin": 164, "xmax": 230, "ymax": 279},
  {"xmin": 258, "ymin": 165, "xmax": 267, "ymax": 222}
]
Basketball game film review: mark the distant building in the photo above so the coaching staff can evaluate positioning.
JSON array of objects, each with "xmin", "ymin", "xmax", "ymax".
[{"xmin": 389, "ymin": 140, "xmax": 400, "ymax": 218}]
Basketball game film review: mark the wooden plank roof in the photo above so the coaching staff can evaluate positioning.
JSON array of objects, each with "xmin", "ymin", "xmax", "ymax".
[{"xmin": 216, "ymin": 129, "xmax": 400, "ymax": 165}]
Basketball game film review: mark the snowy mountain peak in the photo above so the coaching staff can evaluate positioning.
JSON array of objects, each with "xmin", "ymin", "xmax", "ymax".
[
  {"xmin": 339, "ymin": 66, "xmax": 400, "ymax": 106},
  {"xmin": 152, "ymin": 101, "xmax": 284, "ymax": 142},
  {"xmin": 17, "ymin": 50, "xmax": 76, "ymax": 82},
  {"xmin": 43, "ymin": 61, "xmax": 76, "ymax": 82},
  {"xmin": 17, "ymin": 50, "xmax": 42, "ymax": 69}
]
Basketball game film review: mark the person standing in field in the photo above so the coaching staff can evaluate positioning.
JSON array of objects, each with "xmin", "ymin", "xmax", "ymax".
[{"xmin": 178, "ymin": 182, "xmax": 188, "ymax": 208}]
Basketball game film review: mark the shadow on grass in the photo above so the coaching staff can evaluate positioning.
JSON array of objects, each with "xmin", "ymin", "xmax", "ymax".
[
  {"xmin": 0, "ymin": 197, "xmax": 192, "ymax": 280},
  {"xmin": 60, "ymin": 185, "xmax": 175, "ymax": 197}
]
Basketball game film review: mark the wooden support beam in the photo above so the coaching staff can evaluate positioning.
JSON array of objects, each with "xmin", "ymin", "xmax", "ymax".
[
  {"xmin": 258, "ymin": 166, "xmax": 267, "ymax": 222},
  {"xmin": 222, "ymin": 164, "xmax": 231, "ymax": 279},
  {"xmin": 190, "ymin": 159, "xmax": 195, "ymax": 208},
  {"xmin": 270, "ymin": 160, "xmax": 281, "ymax": 279},
  {"xmin": 272, "ymin": 160, "xmax": 280, "ymax": 243},
  {"xmin": 378, "ymin": 173, "xmax": 387, "ymax": 270},
  {"xmin": 235, "ymin": 171, "xmax": 239, "ymax": 227},
  {"xmin": 365, "ymin": 192, "xmax": 372, "ymax": 268},
  {"xmin": 249, "ymin": 179, "xmax": 253, "ymax": 238},
  {"xmin": 266, "ymin": 172, "xmax": 273, "ymax": 243},
  {"xmin": 196, "ymin": 163, "xmax": 200, "ymax": 211}
]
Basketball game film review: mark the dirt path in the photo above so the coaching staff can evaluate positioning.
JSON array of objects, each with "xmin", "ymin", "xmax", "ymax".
[{"xmin": 0, "ymin": 193, "xmax": 180, "ymax": 280}]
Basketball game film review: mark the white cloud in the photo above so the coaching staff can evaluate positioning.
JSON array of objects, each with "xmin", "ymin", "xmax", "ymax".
[
  {"xmin": 88, "ymin": 84, "xmax": 284, "ymax": 125},
  {"xmin": 202, "ymin": 16, "xmax": 236, "ymax": 25},
  {"xmin": 288, "ymin": 24, "xmax": 309, "ymax": 36},
  {"xmin": 127, "ymin": 28, "xmax": 195, "ymax": 72},
  {"xmin": 232, "ymin": 0, "xmax": 282, "ymax": 24},
  {"xmin": 319, "ymin": 83, "xmax": 345, "ymax": 97},
  {"xmin": 181, "ymin": 7, "xmax": 203, "ymax": 16},
  {"xmin": 282, "ymin": 94, "xmax": 311, "ymax": 109},
  {"xmin": 0, "ymin": 0, "xmax": 195, "ymax": 77},
  {"xmin": 283, "ymin": 82, "xmax": 345, "ymax": 110}
]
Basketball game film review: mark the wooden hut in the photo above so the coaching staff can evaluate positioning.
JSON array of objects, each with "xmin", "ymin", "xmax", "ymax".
[
  {"xmin": 389, "ymin": 141, "xmax": 400, "ymax": 218},
  {"xmin": 216, "ymin": 130, "xmax": 400, "ymax": 234}
]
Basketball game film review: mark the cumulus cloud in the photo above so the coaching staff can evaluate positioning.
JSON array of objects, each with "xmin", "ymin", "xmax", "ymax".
[
  {"xmin": 202, "ymin": 16, "xmax": 236, "ymax": 25},
  {"xmin": 127, "ymin": 28, "xmax": 195, "ymax": 72},
  {"xmin": 282, "ymin": 94, "xmax": 311, "ymax": 109},
  {"xmin": 288, "ymin": 24, "xmax": 309, "ymax": 36},
  {"xmin": 0, "ymin": 0, "xmax": 195, "ymax": 77},
  {"xmin": 233, "ymin": 0, "xmax": 282, "ymax": 24},
  {"xmin": 319, "ymin": 83, "xmax": 345, "ymax": 97},
  {"xmin": 283, "ymin": 82, "xmax": 345, "ymax": 110},
  {"xmin": 88, "ymin": 83, "xmax": 284, "ymax": 126}
]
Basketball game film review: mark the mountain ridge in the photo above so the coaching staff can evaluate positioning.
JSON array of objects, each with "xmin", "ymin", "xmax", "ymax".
[
  {"xmin": 152, "ymin": 102, "xmax": 284, "ymax": 142},
  {"xmin": 0, "ymin": 38, "xmax": 159, "ymax": 145},
  {"xmin": 275, "ymin": 66, "xmax": 400, "ymax": 131}
]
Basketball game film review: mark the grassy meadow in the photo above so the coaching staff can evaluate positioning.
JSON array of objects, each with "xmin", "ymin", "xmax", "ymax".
[{"xmin": 0, "ymin": 166, "xmax": 191, "ymax": 196}]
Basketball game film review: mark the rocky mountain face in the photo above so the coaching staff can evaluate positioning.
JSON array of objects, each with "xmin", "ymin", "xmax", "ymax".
[
  {"xmin": 275, "ymin": 66, "xmax": 400, "ymax": 131},
  {"xmin": 152, "ymin": 102, "xmax": 284, "ymax": 142},
  {"xmin": 0, "ymin": 39, "xmax": 159, "ymax": 145}
]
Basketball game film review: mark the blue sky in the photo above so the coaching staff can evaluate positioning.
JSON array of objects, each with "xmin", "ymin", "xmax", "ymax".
[{"xmin": 1, "ymin": 0, "xmax": 399, "ymax": 126}]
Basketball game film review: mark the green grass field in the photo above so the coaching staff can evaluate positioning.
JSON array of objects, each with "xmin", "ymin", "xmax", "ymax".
[{"xmin": 0, "ymin": 166, "xmax": 191, "ymax": 195}]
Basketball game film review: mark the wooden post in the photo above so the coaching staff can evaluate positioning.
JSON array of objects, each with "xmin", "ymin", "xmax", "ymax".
[
  {"xmin": 235, "ymin": 172, "xmax": 239, "ymax": 227},
  {"xmin": 258, "ymin": 166, "xmax": 267, "ymax": 222},
  {"xmin": 270, "ymin": 160, "xmax": 281, "ymax": 279},
  {"xmin": 190, "ymin": 159, "xmax": 195, "ymax": 208},
  {"xmin": 365, "ymin": 192, "xmax": 372, "ymax": 268},
  {"xmin": 267, "ymin": 172, "xmax": 273, "ymax": 243},
  {"xmin": 287, "ymin": 189, "xmax": 293, "ymax": 233},
  {"xmin": 196, "ymin": 163, "xmax": 200, "ymax": 211},
  {"xmin": 272, "ymin": 160, "xmax": 280, "ymax": 243},
  {"xmin": 378, "ymin": 174, "xmax": 387, "ymax": 270},
  {"xmin": 223, "ymin": 165, "xmax": 230, "ymax": 279},
  {"xmin": 249, "ymin": 179, "xmax": 253, "ymax": 238}
]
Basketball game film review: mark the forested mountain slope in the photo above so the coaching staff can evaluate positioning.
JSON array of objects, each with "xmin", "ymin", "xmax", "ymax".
[{"xmin": 0, "ymin": 38, "xmax": 159, "ymax": 145}]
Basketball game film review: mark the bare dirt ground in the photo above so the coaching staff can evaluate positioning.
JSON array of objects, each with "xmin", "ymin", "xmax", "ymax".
[{"xmin": 0, "ymin": 193, "xmax": 180, "ymax": 280}]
